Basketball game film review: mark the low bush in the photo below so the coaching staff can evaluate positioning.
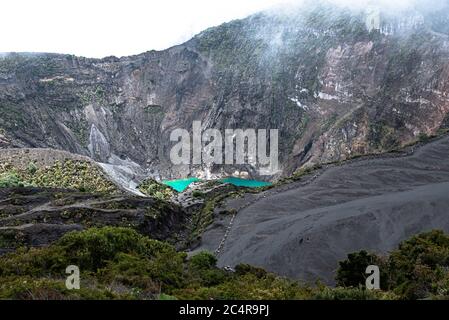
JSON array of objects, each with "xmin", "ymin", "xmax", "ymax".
[
  {"xmin": 0, "ymin": 160, "xmax": 117, "ymax": 193},
  {"xmin": 138, "ymin": 179, "xmax": 174, "ymax": 201},
  {"xmin": 0, "ymin": 172, "xmax": 25, "ymax": 188},
  {"xmin": 1, "ymin": 227, "xmax": 449, "ymax": 300},
  {"xmin": 337, "ymin": 230, "xmax": 449, "ymax": 300}
]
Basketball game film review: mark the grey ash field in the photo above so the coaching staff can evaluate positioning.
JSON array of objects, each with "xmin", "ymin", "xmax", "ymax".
[
  {"xmin": 203, "ymin": 134, "xmax": 449, "ymax": 285},
  {"xmin": 1, "ymin": 0, "xmax": 449, "ymax": 300}
]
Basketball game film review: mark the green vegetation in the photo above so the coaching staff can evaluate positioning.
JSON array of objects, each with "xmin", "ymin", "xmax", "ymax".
[
  {"xmin": 0, "ymin": 160, "xmax": 117, "ymax": 193},
  {"xmin": 189, "ymin": 199, "xmax": 216, "ymax": 241},
  {"xmin": 192, "ymin": 190, "xmax": 205, "ymax": 199},
  {"xmin": 66, "ymin": 118, "xmax": 89, "ymax": 147},
  {"xmin": 0, "ymin": 228, "xmax": 448, "ymax": 300},
  {"xmin": 186, "ymin": 187, "xmax": 237, "ymax": 245},
  {"xmin": 196, "ymin": 18, "xmax": 267, "ymax": 74},
  {"xmin": 417, "ymin": 132, "xmax": 433, "ymax": 143},
  {"xmin": 336, "ymin": 251, "xmax": 388, "ymax": 289},
  {"xmin": 77, "ymin": 86, "xmax": 108, "ymax": 106},
  {"xmin": 313, "ymin": 286, "xmax": 397, "ymax": 300},
  {"xmin": 368, "ymin": 122, "xmax": 400, "ymax": 151},
  {"xmin": 0, "ymin": 172, "xmax": 26, "ymax": 188},
  {"xmin": 138, "ymin": 179, "xmax": 174, "ymax": 201},
  {"xmin": 0, "ymin": 103, "xmax": 27, "ymax": 129},
  {"xmin": 337, "ymin": 230, "xmax": 449, "ymax": 300},
  {"xmin": 0, "ymin": 227, "xmax": 311, "ymax": 300},
  {"xmin": 144, "ymin": 105, "xmax": 164, "ymax": 115},
  {"xmin": 291, "ymin": 164, "xmax": 323, "ymax": 181},
  {"xmin": 0, "ymin": 229, "xmax": 26, "ymax": 249},
  {"xmin": 0, "ymin": 277, "xmax": 120, "ymax": 300}
]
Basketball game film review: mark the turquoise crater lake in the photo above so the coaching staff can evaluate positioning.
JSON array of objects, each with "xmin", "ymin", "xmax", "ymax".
[
  {"xmin": 219, "ymin": 177, "xmax": 272, "ymax": 188},
  {"xmin": 161, "ymin": 177, "xmax": 272, "ymax": 192},
  {"xmin": 161, "ymin": 178, "xmax": 200, "ymax": 192}
]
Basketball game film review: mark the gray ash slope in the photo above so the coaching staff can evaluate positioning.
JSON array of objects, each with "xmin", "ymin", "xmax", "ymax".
[
  {"xmin": 200, "ymin": 134, "xmax": 449, "ymax": 285},
  {"xmin": 1, "ymin": 1, "xmax": 449, "ymax": 179}
]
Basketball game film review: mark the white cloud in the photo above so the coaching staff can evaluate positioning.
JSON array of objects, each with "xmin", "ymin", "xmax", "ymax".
[
  {"xmin": 0, "ymin": 0, "xmax": 295, "ymax": 58},
  {"xmin": 0, "ymin": 0, "xmax": 439, "ymax": 58}
]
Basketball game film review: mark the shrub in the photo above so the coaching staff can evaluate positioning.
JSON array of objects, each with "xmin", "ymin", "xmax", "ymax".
[
  {"xmin": 0, "ymin": 160, "xmax": 117, "ymax": 193},
  {"xmin": 189, "ymin": 252, "xmax": 217, "ymax": 270},
  {"xmin": 235, "ymin": 264, "xmax": 268, "ymax": 278},
  {"xmin": 158, "ymin": 293, "xmax": 177, "ymax": 300},
  {"xmin": 2, "ymin": 227, "xmax": 448, "ymax": 300},
  {"xmin": 0, "ymin": 172, "xmax": 24, "ymax": 188},
  {"xmin": 55, "ymin": 227, "xmax": 148, "ymax": 270},
  {"xmin": 336, "ymin": 250, "xmax": 385, "ymax": 288},
  {"xmin": 388, "ymin": 230, "xmax": 449, "ymax": 299},
  {"xmin": 314, "ymin": 287, "xmax": 397, "ymax": 300},
  {"xmin": 187, "ymin": 252, "xmax": 226, "ymax": 287},
  {"xmin": 336, "ymin": 231, "xmax": 449, "ymax": 300},
  {"xmin": 58, "ymin": 227, "xmax": 186, "ymax": 290},
  {"xmin": 138, "ymin": 179, "xmax": 174, "ymax": 200},
  {"xmin": 173, "ymin": 273, "xmax": 312, "ymax": 300},
  {"xmin": 192, "ymin": 191, "xmax": 205, "ymax": 199},
  {"xmin": 26, "ymin": 162, "xmax": 37, "ymax": 175},
  {"xmin": 0, "ymin": 276, "xmax": 122, "ymax": 300},
  {"xmin": 417, "ymin": 133, "xmax": 432, "ymax": 142},
  {"xmin": 0, "ymin": 227, "xmax": 186, "ymax": 297}
]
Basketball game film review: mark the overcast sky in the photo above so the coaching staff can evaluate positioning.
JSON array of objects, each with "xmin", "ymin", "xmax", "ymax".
[
  {"xmin": 0, "ymin": 0, "xmax": 297, "ymax": 58},
  {"xmin": 0, "ymin": 0, "xmax": 426, "ymax": 58}
]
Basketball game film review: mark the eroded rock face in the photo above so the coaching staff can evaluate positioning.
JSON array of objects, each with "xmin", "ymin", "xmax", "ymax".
[
  {"xmin": 1, "ymin": 2, "xmax": 449, "ymax": 180},
  {"xmin": 0, "ymin": 187, "xmax": 189, "ymax": 251}
]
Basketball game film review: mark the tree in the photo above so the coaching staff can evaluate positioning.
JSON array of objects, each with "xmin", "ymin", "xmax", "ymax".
[
  {"xmin": 336, "ymin": 250, "xmax": 384, "ymax": 288},
  {"xmin": 388, "ymin": 230, "xmax": 449, "ymax": 299}
]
